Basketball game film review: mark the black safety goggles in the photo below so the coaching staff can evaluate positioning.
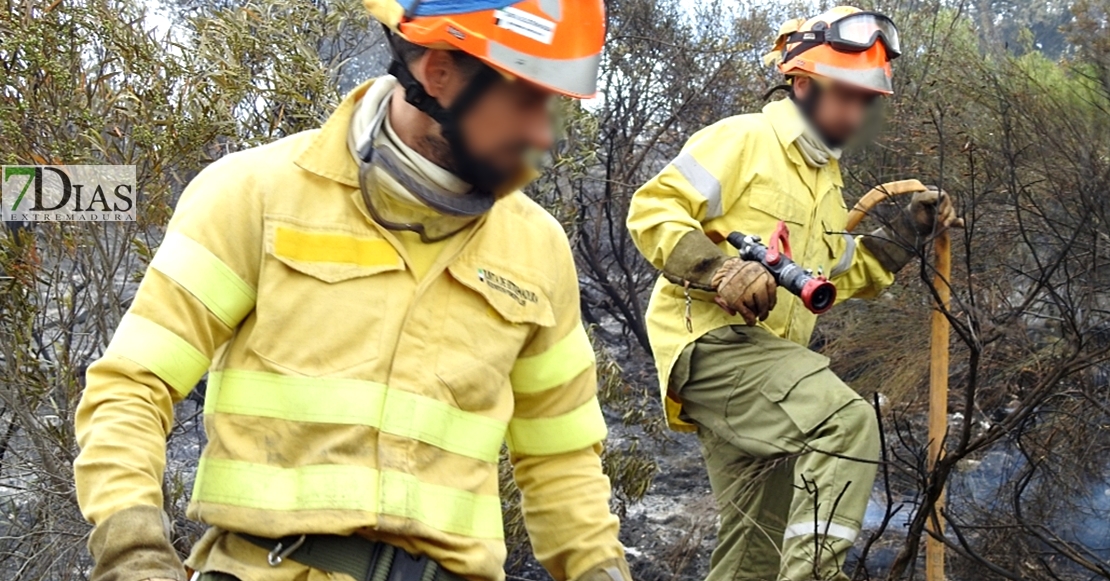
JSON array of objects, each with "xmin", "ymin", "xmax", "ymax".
[{"xmin": 786, "ymin": 11, "xmax": 901, "ymax": 61}]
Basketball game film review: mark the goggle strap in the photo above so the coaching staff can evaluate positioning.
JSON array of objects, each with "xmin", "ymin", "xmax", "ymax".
[
  {"xmin": 783, "ymin": 32, "xmax": 826, "ymax": 64},
  {"xmin": 787, "ymin": 30, "xmax": 826, "ymax": 44}
]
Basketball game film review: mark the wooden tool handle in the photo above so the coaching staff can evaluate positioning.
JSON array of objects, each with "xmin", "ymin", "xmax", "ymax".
[
  {"xmin": 845, "ymin": 178, "xmax": 950, "ymax": 581},
  {"xmin": 845, "ymin": 179, "xmax": 927, "ymax": 233}
]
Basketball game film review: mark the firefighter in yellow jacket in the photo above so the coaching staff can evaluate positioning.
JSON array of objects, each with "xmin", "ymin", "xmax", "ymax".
[
  {"xmin": 627, "ymin": 7, "xmax": 961, "ymax": 581},
  {"xmin": 74, "ymin": 2, "xmax": 632, "ymax": 581}
]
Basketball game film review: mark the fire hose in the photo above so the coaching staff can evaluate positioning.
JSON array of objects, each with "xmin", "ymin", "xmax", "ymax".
[{"xmin": 845, "ymin": 179, "xmax": 951, "ymax": 581}]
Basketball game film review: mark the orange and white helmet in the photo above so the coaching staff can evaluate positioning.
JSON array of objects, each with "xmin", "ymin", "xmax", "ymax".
[
  {"xmin": 366, "ymin": 0, "xmax": 605, "ymax": 99},
  {"xmin": 358, "ymin": 2, "xmax": 606, "ymax": 202},
  {"xmin": 768, "ymin": 6, "xmax": 900, "ymax": 95}
]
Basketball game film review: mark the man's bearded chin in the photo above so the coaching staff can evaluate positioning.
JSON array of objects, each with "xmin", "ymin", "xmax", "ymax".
[
  {"xmin": 813, "ymin": 122, "xmax": 851, "ymax": 149},
  {"xmin": 421, "ymin": 134, "xmax": 517, "ymax": 194},
  {"xmin": 821, "ymin": 131, "xmax": 849, "ymax": 149},
  {"xmin": 460, "ymin": 158, "xmax": 512, "ymax": 195}
]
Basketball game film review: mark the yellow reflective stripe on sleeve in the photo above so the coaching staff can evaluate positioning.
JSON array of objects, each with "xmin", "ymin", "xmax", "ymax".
[
  {"xmin": 209, "ymin": 370, "xmax": 506, "ymax": 463},
  {"xmin": 150, "ymin": 232, "xmax": 257, "ymax": 327},
  {"xmin": 193, "ymin": 457, "xmax": 504, "ymax": 539},
  {"xmin": 505, "ymin": 396, "xmax": 608, "ymax": 455},
  {"xmin": 106, "ymin": 313, "xmax": 210, "ymax": 397},
  {"xmin": 274, "ymin": 227, "xmax": 402, "ymax": 268},
  {"xmin": 509, "ymin": 324, "xmax": 596, "ymax": 394}
]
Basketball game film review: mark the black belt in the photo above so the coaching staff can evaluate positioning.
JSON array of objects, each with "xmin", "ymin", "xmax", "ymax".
[{"xmin": 238, "ymin": 533, "xmax": 465, "ymax": 581}]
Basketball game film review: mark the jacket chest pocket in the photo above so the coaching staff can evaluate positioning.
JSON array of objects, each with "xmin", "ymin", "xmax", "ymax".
[
  {"xmin": 747, "ymin": 185, "xmax": 810, "ymax": 226},
  {"xmin": 247, "ymin": 217, "xmax": 406, "ymax": 376},
  {"xmin": 728, "ymin": 185, "xmax": 814, "ymax": 260},
  {"xmin": 434, "ymin": 258, "xmax": 555, "ymax": 413}
]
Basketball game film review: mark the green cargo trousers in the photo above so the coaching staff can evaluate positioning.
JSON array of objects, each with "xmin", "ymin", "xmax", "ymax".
[{"xmin": 670, "ymin": 326, "xmax": 879, "ymax": 581}]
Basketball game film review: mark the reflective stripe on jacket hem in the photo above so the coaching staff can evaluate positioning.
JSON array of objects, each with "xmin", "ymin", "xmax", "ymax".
[
  {"xmin": 192, "ymin": 457, "xmax": 505, "ymax": 539},
  {"xmin": 208, "ymin": 369, "xmax": 507, "ymax": 464}
]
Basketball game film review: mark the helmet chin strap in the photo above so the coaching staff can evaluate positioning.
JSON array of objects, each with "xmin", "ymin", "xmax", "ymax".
[{"xmin": 385, "ymin": 29, "xmax": 505, "ymax": 193}]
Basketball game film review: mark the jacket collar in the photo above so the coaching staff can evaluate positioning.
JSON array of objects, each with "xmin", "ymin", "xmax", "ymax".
[
  {"xmin": 764, "ymin": 98, "xmax": 806, "ymax": 157},
  {"xmin": 293, "ymin": 79, "xmax": 376, "ymax": 188},
  {"xmin": 762, "ymin": 98, "xmax": 844, "ymax": 188},
  {"xmin": 293, "ymin": 78, "xmax": 541, "ymax": 194}
]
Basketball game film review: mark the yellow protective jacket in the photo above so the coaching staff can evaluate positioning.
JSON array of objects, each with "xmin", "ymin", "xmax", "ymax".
[
  {"xmin": 627, "ymin": 98, "xmax": 895, "ymax": 431},
  {"xmin": 74, "ymin": 79, "xmax": 624, "ymax": 581}
]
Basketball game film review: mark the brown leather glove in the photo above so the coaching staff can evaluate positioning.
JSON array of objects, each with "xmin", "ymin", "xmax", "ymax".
[
  {"xmin": 660, "ymin": 230, "xmax": 776, "ymax": 325},
  {"xmin": 910, "ymin": 186, "xmax": 963, "ymax": 233},
  {"xmin": 711, "ymin": 257, "xmax": 777, "ymax": 326},
  {"xmin": 862, "ymin": 186, "xmax": 964, "ymax": 272}
]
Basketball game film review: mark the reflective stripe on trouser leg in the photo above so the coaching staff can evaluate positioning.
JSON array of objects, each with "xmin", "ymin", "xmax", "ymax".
[
  {"xmin": 783, "ymin": 520, "xmax": 859, "ymax": 543},
  {"xmin": 781, "ymin": 533, "xmax": 857, "ymax": 581}
]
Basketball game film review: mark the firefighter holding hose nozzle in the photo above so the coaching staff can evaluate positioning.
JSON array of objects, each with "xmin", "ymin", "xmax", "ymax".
[{"xmin": 627, "ymin": 6, "xmax": 962, "ymax": 581}]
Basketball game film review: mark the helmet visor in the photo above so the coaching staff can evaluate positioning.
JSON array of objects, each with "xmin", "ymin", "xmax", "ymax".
[{"xmin": 827, "ymin": 12, "xmax": 901, "ymax": 58}]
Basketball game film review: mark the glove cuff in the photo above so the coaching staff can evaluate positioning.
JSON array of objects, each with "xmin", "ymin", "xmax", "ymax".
[
  {"xmin": 88, "ymin": 504, "xmax": 187, "ymax": 581},
  {"xmin": 860, "ymin": 226, "xmax": 918, "ymax": 273},
  {"xmin": 572, "ymin": 557, "xmax": 633, "ymax": 581},
  {"xmin": 661, "ymin": 230, "xmax": 729, "ymax": 291}
]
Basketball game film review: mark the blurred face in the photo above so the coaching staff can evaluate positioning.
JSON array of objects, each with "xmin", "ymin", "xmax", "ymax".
[
  {"xmin": 458, "ymin": 80, "xmax": 555, "ymax": 177},
  {"xmin": 794, "ymin": 76, "xmax": 879, "ymax": 147},
  {"xmin": 411, "ymin": 49, "xmax": 555, "ymax": 186}
]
